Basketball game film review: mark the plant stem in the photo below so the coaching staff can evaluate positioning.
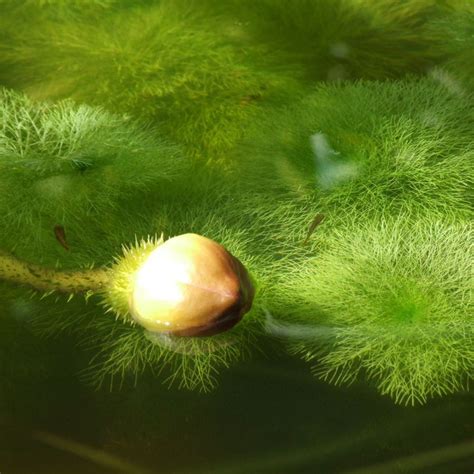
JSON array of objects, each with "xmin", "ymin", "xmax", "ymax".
[{"xmin": 0, "ymin": 252, "xmax": 110, "ymax": 294}]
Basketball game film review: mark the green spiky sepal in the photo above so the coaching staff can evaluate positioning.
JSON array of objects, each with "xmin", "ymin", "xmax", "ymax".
[{"xmin": 100, "ymin": 234, "xmax": 164, "ymax": 325}]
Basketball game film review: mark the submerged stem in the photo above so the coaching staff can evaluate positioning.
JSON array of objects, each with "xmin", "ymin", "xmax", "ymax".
[{"xmin": 0, "ymin": 252, "xmax": 110, "ymax": 294}]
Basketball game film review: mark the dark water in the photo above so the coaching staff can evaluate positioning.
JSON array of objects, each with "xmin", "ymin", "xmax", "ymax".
[{"xmin": 0, "ymin": 338, "xmax": 472, "ymax": 473}]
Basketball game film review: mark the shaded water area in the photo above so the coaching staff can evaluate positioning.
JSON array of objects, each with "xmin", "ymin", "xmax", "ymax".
[{"xmin": 0, "ymin": 337, "xmax": 472, "ymax": 473}]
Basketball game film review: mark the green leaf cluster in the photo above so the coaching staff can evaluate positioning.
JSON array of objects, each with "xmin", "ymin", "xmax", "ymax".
[{"xmin": 0, "ymin": 0, "xmax": 472, "ymax": 403}]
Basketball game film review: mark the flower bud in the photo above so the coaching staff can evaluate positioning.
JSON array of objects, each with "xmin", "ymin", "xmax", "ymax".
[{"xmin": 129, "ymin": 233, "xmax": 254, "ymax": 337}]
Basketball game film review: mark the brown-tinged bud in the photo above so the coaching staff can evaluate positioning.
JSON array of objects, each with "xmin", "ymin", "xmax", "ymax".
[{"xmin": 128, "ymin": 233, "xmax": 254, "ymax": 337}]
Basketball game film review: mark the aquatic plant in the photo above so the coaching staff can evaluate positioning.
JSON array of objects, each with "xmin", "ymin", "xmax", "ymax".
[
  {"xmin": 0, "ymin": 87, "xmax": 270, "ymax": 391},
  {"xmin": 0, "ymin": 1, "xmax": 301, "ymax": 162},
  {"xmin": 0, "ymin": 89, "xmax": 264, "ymax": 391},
  {"xmin": 428, "ymin": 0, "xmax": 474, "ymax": 90},
  {"xmin": 202, "ymin": 0, "xmax": 445, "ymax": 81},
  {"xmin": 266, "ymin": 218, "xmax": 474, "ymax": 405},
  {"xmin": 0, "ymin": 0, "xmax": 115, "ymax": 5},
  {"xmin": 0, "ymin": 230, "xmax": 260, "ymax": 392},
  {"xmin": 81, "ymin": 231, "xmax": 266, "ymax": 392},
  {"xmin": 236, "ymin": 78, "xmax": 474, "ymax": 221},
  {"xmin": 0, "ymin": 87, "xmax": 183, "ymax": 264},
  {"xmin": 0, "ymin": 2, "xmax": 472, "ymax": 406},
  {"xmin": 69, "ymin": 202, "xmax": 298, "ymax": 391}
]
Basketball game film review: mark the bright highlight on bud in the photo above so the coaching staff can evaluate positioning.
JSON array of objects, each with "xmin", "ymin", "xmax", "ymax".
[{"xmin": 128, "ymin": 234, "xmax": 254, "ymax": 337}]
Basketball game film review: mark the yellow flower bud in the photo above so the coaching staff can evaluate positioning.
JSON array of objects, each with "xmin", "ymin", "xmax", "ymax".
[{"xmin": 128, "ymin": 234, "xmax": 254, "ymax": 336}]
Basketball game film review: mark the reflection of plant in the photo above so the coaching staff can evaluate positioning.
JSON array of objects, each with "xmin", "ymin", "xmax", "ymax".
[{"xmin": 269, "ymin": 218, "xmax": 473, "ymax": 405}]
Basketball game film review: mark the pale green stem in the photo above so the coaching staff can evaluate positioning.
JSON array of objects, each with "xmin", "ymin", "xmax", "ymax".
[{"xmin": 0, "ymin": 252, "xmax": 110, "ymax": 294}]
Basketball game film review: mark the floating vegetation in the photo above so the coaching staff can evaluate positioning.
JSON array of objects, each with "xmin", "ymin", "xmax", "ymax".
[
  {"xmin": 0, "ymin": 1, "xmax": 472, "ymax": 405},
  {"xmin": 235, "ymin": 78, "xmax": 473, "ymax": 221},
  {"xmin": 268, "ymin": 218, "xmax": 473, "ymax": 405},
  {"xmin": 0, "ymin": 0, "xmax": 302, "ymax": 161},
  {"xmin": 0, "ymin": 88, "xmax": 183, "ymax": 264}
]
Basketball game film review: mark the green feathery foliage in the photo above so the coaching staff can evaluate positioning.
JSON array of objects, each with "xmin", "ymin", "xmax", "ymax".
[
  {"xmin": 0, "ymin": 88, "xmax": 270, "ymax": 392},
  {"xmin": 4, "ymin": 76, "xmax": 471, "ymax": 395},
  {"xmin": 201, "ymin": 0, "xmax": 445, "ymax": 81},
  {"xmin": 0, "ymin": 1, "xmax": 302, "ymax": 162},
  {"xmin": 236, "ymin": 78, "xmax": 474, "ymax": 221},
  {"xmin": 79, "ymin": 307, "xmax": 261, "ymax": 393},
  {"xmin": 0, "ymin": 101, "xmax": 262, "ymax": 392},
  {"xmin": 27, "ymin": 225, "xmax": 267, "ymax": 392},
  {"xmin": 428, "ymin": 0, "xmax": 474, "ymax": 91},
  {"xmin": 266, "ymin": 217, "xmax": 473, "ymax": 405},
  {"xmin": 18, "ymin": 144, "xmax": 314, "ymax": 392},
  {"xmin": 0, "ymin": 0, "xmax": 115, "ymax": 5},
  {"xmin": 0, "ymin": 88, "xmax": 183, "ymax": 265},
  {"xmin": 0, "ymin": 2, "xmax": 472, "ymax": 403}
]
